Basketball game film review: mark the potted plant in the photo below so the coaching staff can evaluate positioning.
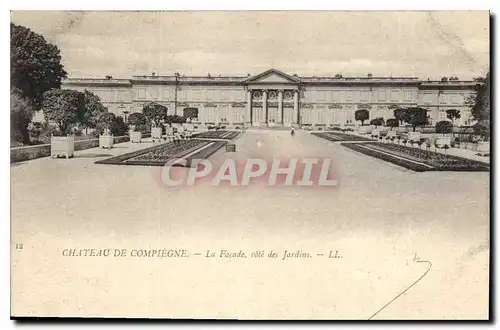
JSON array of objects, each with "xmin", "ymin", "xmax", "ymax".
[
  {"xmin": 130, "ymin": 129, "xmax": 142, "ymax": 143},
  {"xmin": 99, "ymin": 113, "xmax": 115, "ymax": 149},
  {"xmin": 476, "ymin": 139, "xmax": 490, "ymax": 156},
  {"xmin": 99, "ymin": 127, "xmax": 114, "ymax": 149},
  {"xmin": 51, "ymin": 133, "xmax": 75, "ymax": 158},
  {"xmin": 407, "ymin": 131, "xmax": 421, "ymax": 143},
  {"xmin": 151, "ymin": 125, "xmax": 163, "ymax": 140}
]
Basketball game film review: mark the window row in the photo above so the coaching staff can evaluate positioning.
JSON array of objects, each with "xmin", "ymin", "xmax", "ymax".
[{"xmin": 303, "ymin": 90, "xmax": 415, "ymax": 102}]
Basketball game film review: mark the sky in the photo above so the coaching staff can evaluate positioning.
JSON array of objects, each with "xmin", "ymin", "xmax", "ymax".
[{"xmin": 10, "ymin": 11, "xmax": 490, "ymax": 80}]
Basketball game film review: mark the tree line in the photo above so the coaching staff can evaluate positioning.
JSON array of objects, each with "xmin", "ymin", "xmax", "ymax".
[
  {"xmin": 354, "ymin": 77, "xmax": 490, "ymax": 141},
  {"xmin": 10, "ymin": 23, "xmax": 190, "ymax": 145}
]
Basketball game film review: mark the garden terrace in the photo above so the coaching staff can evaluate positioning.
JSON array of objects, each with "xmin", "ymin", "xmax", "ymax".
[
  {"xmin": 311, "ymin": 132, "xmax": 374, "ymax": 142},
  {"xmin": 341, "ymin": 142, "xmax": 490, "ymax": 172},
  {"xmin": 193, "ymin": 130, "xmax": 240, "ymax": 140},
  {"xmin": 95, "ymin": 139, "xmax": 227, "ymax": 167}
]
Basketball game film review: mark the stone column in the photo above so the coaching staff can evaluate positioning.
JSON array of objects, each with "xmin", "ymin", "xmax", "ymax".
[
  {"xmin": 278, "ymin": 90, "xmax": 283, "ymax": 125},
  {"xmin": 293, "ymin": 90, "xmax": 299, "ymax": 125},
  {"xmin": 246, "ymin": 89, "xmax": 252, "ymax": 126},
  {"xmin": 263, "ymin": 90, "xmax": 268, "ymax": 125}
]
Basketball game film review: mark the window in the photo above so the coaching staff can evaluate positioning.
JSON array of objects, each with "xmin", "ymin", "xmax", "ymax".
[
  {"xmin": 220, "ymin": 91, "xmax": 228, "ymax": 101},
  {"xmin": 138, "ymin": 89, "xmax": 146, "ymax": 100},
  {"xmin": 378, "ymin": 91, "xmax": 386, "ymax": 101},
  {"xmin": 148, "ymin": 88, "xmax": 158, "ymax": 100},
  {"xmin": 346, "ymin": 91, "xmax": 354, "ymax": 102},
  {"xmin": 118, "ymin": 91, "xmax": 128, "ymax": 102},
  {"xmin": 163, "ymin": 89, "xmax": 171, "ymax": 100},
  {"xmin": 332, "ymin": 91, "xmax": 339, "ymax": 101},
  {"xmin": 405, "ymin": 91, "xmax": 412, "ymax": 101},
  {"xmin": 391, "ymin": 91, "xmax": 399, "ymax": 102},
  {"xmin": 194, "ymin": 90, "xmax": 201, "ymax": 101}
]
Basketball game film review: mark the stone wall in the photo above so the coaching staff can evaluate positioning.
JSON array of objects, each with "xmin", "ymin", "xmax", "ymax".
[{"xmin": 11, "ymin": 136, "xmax": 131, "ymax": 164}]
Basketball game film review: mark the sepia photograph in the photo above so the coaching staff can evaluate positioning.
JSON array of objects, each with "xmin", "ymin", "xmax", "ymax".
[{"xmin": 10, "ymin": 10, "xmax": 490, "ymax": 320}]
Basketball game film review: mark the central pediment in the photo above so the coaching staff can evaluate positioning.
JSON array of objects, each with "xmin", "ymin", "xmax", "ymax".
[{"xmin": 244, "ymin": 69, "xmax": 301, "ymax": 84}]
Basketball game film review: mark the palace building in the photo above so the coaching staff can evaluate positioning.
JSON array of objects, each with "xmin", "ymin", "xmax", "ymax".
[{"xmin": 61, "ymin": 68, "xmax": 477, "ymax": 127}]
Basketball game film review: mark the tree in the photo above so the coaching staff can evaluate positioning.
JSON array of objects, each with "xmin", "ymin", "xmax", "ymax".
[
  {"xmin": 386, "ymin": 118, "xmax": 399, "ymax": 130},
  {"xmin": 11, "ymin": 89, "xmax": 35, "ymax": 144},
  {"xmin": 467, "ymin": 71, "xmax": 490, "ymax": 140},
  {"xmin": 355, "ymin": 109, "xmax": 369, "ymax": 126},
  {"xmin": 94, "ymin": 112, "xmax": 116, "ymax": 135},
  {"xmin": 128, "ymin": 112, "xmax": 147, "ymax": 126},
  {"xmin": 403, "ymin": 107, "xmax": 429, "ymax": 132},
  {"xmin": 445, "ymin": 109, "xmax": 461, "ymax": 124},
  {"xmin": 42, "ymin": 89, "xmax": 85, "ymax": 134},
  {"xmin": 370, "ymin": 117, "xmax": 384, "ymax": 127},
  {"xmin": 183, "ymin": 107, "xmax": 199, "ymax": 120},
  {"xmin": 435, "ymin": 120, "xmax": 453, "ymax": 136},
  {"xmin": 165, "ymin": 115, "xmax": 186, "ymax": 125},
  {"xmin": 394, "ymin": 108, "xmax": 407, "ymax": 126},
  {"xmin": 81, "ymin": 90, "xmax": 107, "ymax": 133},
  {"xmin": 473, "ymin": 121, "xmax": 490, "ymax": 141},
  {"xmin": 441, "ymin": 77, "xmax": 448, "ymax": 82},
  {"xmin": 110, "ymin": 115, "xmax": 129, "ymax": 136},
  {"xmin": 11, "ymin": 23, "xmax": 67, "ymax": 109},
  {"xmin": 143, "ymin": 102, "xmax": 168, "ymax": 127}
]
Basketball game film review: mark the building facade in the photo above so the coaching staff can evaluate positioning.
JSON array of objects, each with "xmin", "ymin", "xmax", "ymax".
[{"xmin": 61, "ymin": 69, "xmax": 477, "ymax": 127}]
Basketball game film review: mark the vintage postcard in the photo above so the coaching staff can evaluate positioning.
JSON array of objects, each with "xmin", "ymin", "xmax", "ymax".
[{"xmin": 10, "ymin": 11, "xmax": 490, "ymax": 320}]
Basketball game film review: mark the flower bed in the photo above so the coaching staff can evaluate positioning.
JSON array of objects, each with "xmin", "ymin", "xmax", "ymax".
[
  {"xmin": 193, "ymin": 130, "xmax": 240, "ymax": 140},
  {"xmin": 312, "ymin": 132, "xmax": 373, "ymax": 142},
  {"xmin": 185, "ymin": 141, "xmax": 228, "ymax": 167},
  {"xmin": 341, "ymin": 142, "xmax": 489, "ymax": 172},
  {"xmin": 95, "ymin": 138, "xmax": 227, "ymax": 167}
]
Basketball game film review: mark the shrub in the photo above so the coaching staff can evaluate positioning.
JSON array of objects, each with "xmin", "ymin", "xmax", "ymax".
[
  {"xmin": 370, "ymin": 117, "xmax": 385, "ymax": 127},
  {"xmin": 32, "ymin": 122, "xmax": 60, "ymax": 143},
  {"xmin": 134, "ymin": 122, "xmax": 150, "ymax": 134},
  {"xmin": 436, "ymin": 121, "xmax": 453, "ymax": 135},
  {"xmin": 110, "ymin": 116, "xmax": 129, "ymax": 136}
]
